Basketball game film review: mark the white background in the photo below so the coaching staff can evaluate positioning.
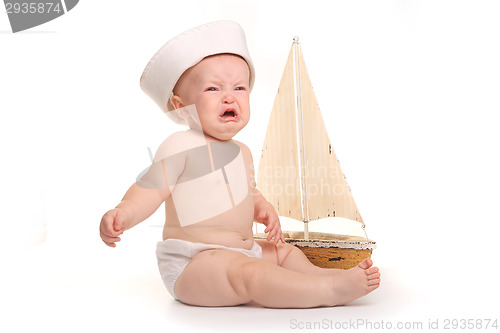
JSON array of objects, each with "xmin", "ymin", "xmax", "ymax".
[{"xmin": 1, "ymin": 1, "xmax": 499, "ymax": 332}]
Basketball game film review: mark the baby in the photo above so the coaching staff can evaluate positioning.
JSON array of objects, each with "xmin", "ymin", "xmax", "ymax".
[{"xmin": 99, "ymin": 21, "xmax": 380, "ymax": 308}]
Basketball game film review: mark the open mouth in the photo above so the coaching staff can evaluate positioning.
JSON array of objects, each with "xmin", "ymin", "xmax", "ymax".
[{"xmin": 220, "ymin": 109, "xmax": 239, "ymax": 121}]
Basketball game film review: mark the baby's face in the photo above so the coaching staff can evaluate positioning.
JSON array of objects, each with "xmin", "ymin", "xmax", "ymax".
[{"xmin": 173, "ymin": 54, "xmax": 251, "ymax": 141}]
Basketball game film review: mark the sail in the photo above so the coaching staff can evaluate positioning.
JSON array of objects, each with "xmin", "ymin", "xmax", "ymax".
[
  {"xmin": 257, "ymin": 38, "xmax": 364, "ymax": 224},
  {"xmin": 257, "ymin": 47, "xmax": 303, "ymax": 221}
]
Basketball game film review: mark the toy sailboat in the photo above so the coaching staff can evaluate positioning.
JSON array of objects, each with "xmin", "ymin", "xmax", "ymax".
[{"xmin": 255, "ymin": 37, "xmax": 376, "ymax": 269}]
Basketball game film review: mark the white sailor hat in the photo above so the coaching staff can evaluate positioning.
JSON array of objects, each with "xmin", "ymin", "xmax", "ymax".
[{"xmin": 140, "ymin": 20, "xmax": 255, "ymax": 124}]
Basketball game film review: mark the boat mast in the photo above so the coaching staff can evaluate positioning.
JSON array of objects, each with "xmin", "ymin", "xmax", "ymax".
[{"xmin": 293, "ymin": 36, "xmax": 310, "ymax": 240}]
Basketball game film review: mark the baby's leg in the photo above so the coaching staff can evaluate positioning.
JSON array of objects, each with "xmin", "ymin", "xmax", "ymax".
[
  {"xmin": 174, "ymin": 248, "xmax": 379, "ymax": 308},
  {"xmin": 175, "ymin": 249, "xmax": 334, "ymax": 308}
]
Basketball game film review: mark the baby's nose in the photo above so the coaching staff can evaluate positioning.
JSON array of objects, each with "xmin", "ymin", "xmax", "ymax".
[{"xmin": 222, "ymin": 92, "xmax": 235, "ymax": 103}]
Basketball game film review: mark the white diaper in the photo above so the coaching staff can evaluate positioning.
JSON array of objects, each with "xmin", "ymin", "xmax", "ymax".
[{"xmin": 156, "ymin": 238, "xmax": 262, "ymax": 300}]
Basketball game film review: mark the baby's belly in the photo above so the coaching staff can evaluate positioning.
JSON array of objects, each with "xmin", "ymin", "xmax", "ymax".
[{"xmin": 162, "ymin": 194, "xmax": 255, "ymax": 250}]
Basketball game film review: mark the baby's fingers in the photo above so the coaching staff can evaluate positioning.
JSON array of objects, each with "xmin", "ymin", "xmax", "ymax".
[
  {"xmin": 272, "ymin": 228, "xmax": 284, "ymax": 245},
  {"xmin": 100, "ymin": 232, "xmax": 121, "ymax": 246},
  {"xmin": 101, "ymin": 214, "xmax": 116, "ymax": 236},
  {"xmin": 271, "ymin": 224, "xmax": 286, "ymax": 245},
  {"xmin": 273, "ymin": 229, "xmax": 282, "ymax": 245},
  {"xmin": 113, "ymin": 211, "xmax": 127, "ymax": 233},
  {"xmin": 103, "ymin": 241, "xmax": 116, "ymax": 248},
  {"xmin": 100, "ymin": 210, "xmax": 123, "ymax": 237},
  {"xmin": 266, "ymin": 229, "xmax": 277, "ymax": 242},
  {"xmin": 267, "ymin": 223, "xmax": 281, "ymax": 243}
]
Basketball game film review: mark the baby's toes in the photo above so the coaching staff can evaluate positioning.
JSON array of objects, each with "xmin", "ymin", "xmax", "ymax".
[
  {"xmin": 368, "ymin": 277, "xmax": 381, "ymax": 286},
  {"xmin": 365, "ymin": 266, "xmax": 379, "ymax": 275},
  {"xmin": 367, "ymin": 271, "xmax": 381, "ymax": 281},
  {"xmin": 357, "ymin": 258, "xmax": 373, "ymax": 270}
]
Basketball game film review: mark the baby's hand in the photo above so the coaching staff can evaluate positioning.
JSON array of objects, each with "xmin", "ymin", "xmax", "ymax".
[
  {"xmin": 99, "ymin": 208, "xmax": 128, "ymax": 247},
  {"xmin": 255, "ymin": 203, "xmax": 285, "ymax": 245}
]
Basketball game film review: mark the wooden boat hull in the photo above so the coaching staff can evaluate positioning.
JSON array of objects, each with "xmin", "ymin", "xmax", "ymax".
[
  {"xmin": 296, "ymin": 246, "xmax": 372, "ymax": 269},
  {"xmin": 255, "ymin": 231, "xmax": 376, "ymax": 270}
]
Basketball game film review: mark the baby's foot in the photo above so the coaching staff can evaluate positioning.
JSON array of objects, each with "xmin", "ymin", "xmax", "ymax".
[{"xmin": 327, "ymin": 258, "xmax": 381, "ymax": 306}]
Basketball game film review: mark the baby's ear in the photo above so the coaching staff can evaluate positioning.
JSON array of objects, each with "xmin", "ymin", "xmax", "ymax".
[
  {"xmin": 171, "ymin": 94, "xmax": 183, "ymax": 110},
  {"xmin": 171, "ymin": 95, "xmax": 191, "ymax": 120}
]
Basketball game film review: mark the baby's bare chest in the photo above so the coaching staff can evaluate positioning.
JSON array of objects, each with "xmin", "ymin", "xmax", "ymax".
[{"xmin": 171, "ymin": 142, "xmax": 252, "ymax": 227}]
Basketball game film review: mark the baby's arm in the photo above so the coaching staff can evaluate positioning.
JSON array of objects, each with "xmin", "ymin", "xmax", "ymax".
[
  {"xmin": 100, "ymin": 132, "xmax": 186, "ymax": 247},
  {"xmin": 100, "ymin": 184, "xmax": 167, "ymax": 247}
]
